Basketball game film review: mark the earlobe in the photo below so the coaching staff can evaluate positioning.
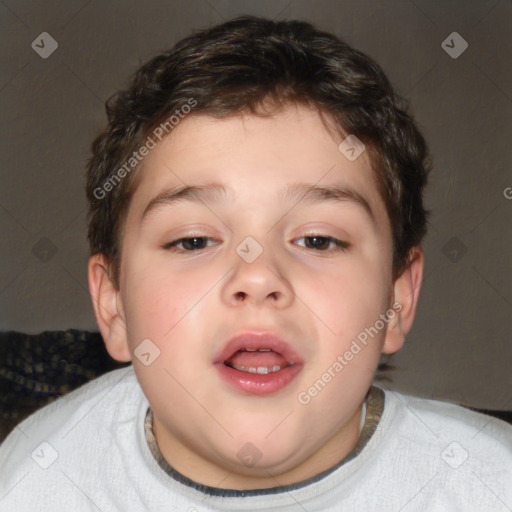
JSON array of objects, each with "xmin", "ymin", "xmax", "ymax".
[
  {"xmin": 87, "ymin": 254, "xmax": 131, "ymax": 362},
  {"xmin": 382, "ymin": 247, "xmax": 424, "ymax": 355}
]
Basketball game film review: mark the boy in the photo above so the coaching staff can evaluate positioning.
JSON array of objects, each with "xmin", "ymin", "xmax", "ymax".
[{"xmin": 1, "ymin": 15, "xmax": 511, "ymax": 511}]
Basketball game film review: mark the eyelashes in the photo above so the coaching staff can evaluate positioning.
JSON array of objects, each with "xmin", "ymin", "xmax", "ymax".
[
  {"xmin": 162, "ymin": 236, "xmax": 218, "ymax": 252},
  {"xmin": 294, "ymin": 235, "xmax": 349, "ymax": 252},
  {"xmin": 162, "ymin": 235, "xmax": 350, "ymax": 254}
]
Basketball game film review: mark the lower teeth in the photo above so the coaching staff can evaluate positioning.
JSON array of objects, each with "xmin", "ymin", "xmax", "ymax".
[{"xmin": 228, "ymin": 363, "xmax": 294, "ymax": 374}]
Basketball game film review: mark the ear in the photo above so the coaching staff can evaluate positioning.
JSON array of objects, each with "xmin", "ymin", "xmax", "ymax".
[
  {"xmin": 382, "ymin": 247, "xmax": 424, "ymax": 355},
  {"xmin": 88, "ymin": 254, "xmax": 131, "ymax": 362}
]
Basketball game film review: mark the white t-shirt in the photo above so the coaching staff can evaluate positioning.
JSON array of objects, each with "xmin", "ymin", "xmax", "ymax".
[{"xmin": 0, "ymin": 365, "xmax": 511, "ymax": 511}]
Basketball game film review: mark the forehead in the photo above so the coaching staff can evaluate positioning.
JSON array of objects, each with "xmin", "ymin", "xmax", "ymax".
[{"xmin": 127, "ymin": 105, "xmax": 389, "ymax": 231}]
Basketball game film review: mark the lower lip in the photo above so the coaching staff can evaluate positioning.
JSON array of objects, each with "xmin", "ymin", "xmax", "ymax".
[{"xmin": 215, "ymin": 362, "xmax": 303, "ymax": 396}]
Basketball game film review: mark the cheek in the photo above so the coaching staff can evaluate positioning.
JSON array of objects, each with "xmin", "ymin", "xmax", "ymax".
[
  {"xmin": 301, "ymin": 264, "xmax": 390, "ymax": 372},
  {"xmin": 122, "ymin": 271, "xmax": 189, "ymax": 341},
  {"xmin": 304, "ymin": 267, "xmax": 381, "ymax": 327},
  {"xmin": 122, "ymin": 266, "xmax": 214, "ymax": 362}
]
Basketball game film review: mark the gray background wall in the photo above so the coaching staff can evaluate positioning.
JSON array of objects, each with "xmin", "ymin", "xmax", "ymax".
[{"xmin": 1, "ymin": 0, "xmax": 511, "ymax": 409}]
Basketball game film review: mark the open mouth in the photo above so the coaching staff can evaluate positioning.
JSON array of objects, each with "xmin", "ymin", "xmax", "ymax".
[
  {"xmin": 214, "ymin": 331, "xmax": 303, "ymax": 395},
  {"xmin": 223, "ymin": 348, "xmax": 295, "ymax": 374}
]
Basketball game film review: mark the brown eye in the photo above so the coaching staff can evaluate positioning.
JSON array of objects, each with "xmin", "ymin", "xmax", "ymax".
[
  {"xmin": 304, "ymin": 236, "xmax": 331, "ymax": 250},
  {"xmin": 163, "ymin": 237, "xmax": 217, "ymax": 252},
  {"xmin": 294, "ymin": 235, "xmax": 349, "ymax": 252}
]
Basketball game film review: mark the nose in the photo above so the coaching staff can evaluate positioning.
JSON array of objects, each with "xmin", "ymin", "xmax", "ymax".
[{"xmin": 221, "ymin": 242, "xmax": 294, "ymax": 309}]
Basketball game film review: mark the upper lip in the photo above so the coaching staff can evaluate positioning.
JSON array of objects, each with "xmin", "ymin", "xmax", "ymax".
[{"xmin": 214, "ymin": 331, "xmax": 304, "ymax": 365}]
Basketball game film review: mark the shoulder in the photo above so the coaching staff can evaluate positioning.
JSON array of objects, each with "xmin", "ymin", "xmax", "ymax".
[
  {"xmin": 0, "ymin": 366, "xmax": 144, "ymax": 510},
  {"xmin": 1, "ymin": 365, "xmax": 140, "ymax": 442},
  {"xmin": 384, "ymin": 389, "xmax": 512, "ymax": 447},
  {"xmin": 375, "ymin": 388, "xmax": 512, "ymax": 507}
]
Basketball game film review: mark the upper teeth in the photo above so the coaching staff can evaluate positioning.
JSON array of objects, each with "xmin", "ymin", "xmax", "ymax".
[{"xmin": 244, "ymin": 348, "xmax": 271, "ymax": 352}]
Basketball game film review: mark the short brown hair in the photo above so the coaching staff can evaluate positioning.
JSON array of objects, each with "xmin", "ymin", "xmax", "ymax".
[{"xmin": 86, "ymin": 15, "xmax": 430, "ymax": 287}]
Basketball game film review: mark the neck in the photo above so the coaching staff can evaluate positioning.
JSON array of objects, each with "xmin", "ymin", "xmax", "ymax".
[{"xmin": 151, "ymin": 402, "xmax": 364, "ymax": 491}]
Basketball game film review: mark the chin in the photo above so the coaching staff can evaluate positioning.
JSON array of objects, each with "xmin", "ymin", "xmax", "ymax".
[{"xmin": 214, "ymin": 433, "xmax": 306, "ymax": 475}]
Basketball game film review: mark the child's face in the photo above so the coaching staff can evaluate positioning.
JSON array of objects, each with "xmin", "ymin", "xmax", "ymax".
[{"xmin": 93, "ymin": 104, "xmax": 420, "ymax": 488}]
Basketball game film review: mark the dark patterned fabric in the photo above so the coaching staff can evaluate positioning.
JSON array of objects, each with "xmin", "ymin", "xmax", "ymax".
[{"xmin": 0, "ymin": 329, "xmax": 129, "ymax": 443}]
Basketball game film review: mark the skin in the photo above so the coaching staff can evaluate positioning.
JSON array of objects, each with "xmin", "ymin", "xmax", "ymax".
[{"xmin": 88, "ymin": 103, "xmax": 424, "ymax": 490}]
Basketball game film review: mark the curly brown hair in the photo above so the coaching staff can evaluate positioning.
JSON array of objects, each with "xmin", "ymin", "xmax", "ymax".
[{"xmin": 86, "ymin": 15, "xmax": 430, "ymax": 287}]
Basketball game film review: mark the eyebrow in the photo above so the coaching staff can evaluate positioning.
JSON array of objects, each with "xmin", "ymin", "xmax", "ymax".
[
  {"xmin": 140, "ymin": 182, "xmax": 375, "ymax": 223},
  {"xmin": 141, "ymin": 183, "xmax": 230, "ymax": 222},
  {"xmin": 280, "ymin": 183, "xmax": 375, "ymax": 222}
]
